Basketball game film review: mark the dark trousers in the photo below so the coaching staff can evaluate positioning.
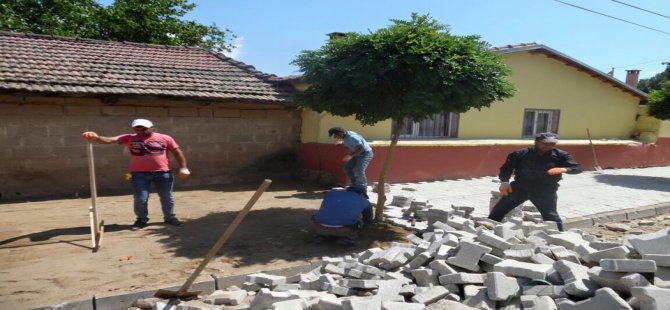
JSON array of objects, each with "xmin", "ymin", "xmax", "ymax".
[{"xmin": 488, "ymin": 184, "xmax": 564, "ymax": 231}]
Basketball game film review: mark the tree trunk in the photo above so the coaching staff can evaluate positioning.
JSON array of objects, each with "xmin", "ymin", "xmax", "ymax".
[{"xmin": 374, "ymin": 119, "xmax": 404, "ymax": 221}]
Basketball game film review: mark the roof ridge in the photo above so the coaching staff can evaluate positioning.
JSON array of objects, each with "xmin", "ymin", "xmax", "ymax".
[
  {"xmin": 210, "ymin": 52, "xmax": 280, "ymax": 81},
  {"xmin": 0, "ymin": 31, "xmax": 211, "ymax": 51}
]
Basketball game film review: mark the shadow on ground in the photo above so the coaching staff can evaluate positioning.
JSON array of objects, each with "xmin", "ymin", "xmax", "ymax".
[
  {"xmin": 593, "ymin": 174, "xmax": 670, "ymax": 191},
  {"xmin": 147, "ymin": 207, "xmax": 410, "ymax": 267},
  {"xmin": 0, "ymin": 224, "xmax": 130, "ymax": 249}
]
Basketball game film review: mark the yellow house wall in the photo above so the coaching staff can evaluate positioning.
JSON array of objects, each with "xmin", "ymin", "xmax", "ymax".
[
  {"xmin": 301, "ymin": 108, "xmax": 392, "ymax": 143},
  {"xmin": 459, "ymin": 52, "xmax": 640, "ymax": 139},
  {"xmin": 300, "ymin": 51, "xmax": 642, "ymax": 142}
]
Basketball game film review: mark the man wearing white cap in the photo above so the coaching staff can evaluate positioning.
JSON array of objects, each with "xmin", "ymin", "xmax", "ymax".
[{"xmin": 82, "ymin": 119, "xmax": 190, "ymax": 230}]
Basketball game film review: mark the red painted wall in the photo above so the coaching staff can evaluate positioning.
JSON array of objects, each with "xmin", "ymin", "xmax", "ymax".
[{"xmin": 301, "ymin": 138, "xmax": 670, "ymax": 184}]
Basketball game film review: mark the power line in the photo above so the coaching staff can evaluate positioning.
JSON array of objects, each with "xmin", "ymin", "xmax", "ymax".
[
  {"xmin": 553, "ymin": 0, "xmax": 670, "ymax": 36},
  {"xmin": 610, "ymin": 0, "xmax": 670, "ymax": 20},
  {"xmin": 614, "ymin": 57, "xmax": 670, "ymax": 69}
]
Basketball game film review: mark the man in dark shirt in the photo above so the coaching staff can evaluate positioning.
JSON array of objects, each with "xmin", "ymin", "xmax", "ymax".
[
  {"xmin": 488, "ymin": 132, "xmax": 582, "ymax": 231},
  {"xmin": 312, "ymin": 186, "xmax": 373, "ymax": 245}
]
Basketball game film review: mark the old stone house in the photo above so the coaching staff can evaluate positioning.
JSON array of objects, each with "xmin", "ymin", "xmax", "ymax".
[{"xmin": 0, "ymin": 32, "xmax": 300, "ymax": 199}]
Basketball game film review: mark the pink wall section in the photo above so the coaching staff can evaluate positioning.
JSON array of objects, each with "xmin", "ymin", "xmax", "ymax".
[{"xmin": 301, "ymin": 138, "xmax": 670, "ymax": 185}]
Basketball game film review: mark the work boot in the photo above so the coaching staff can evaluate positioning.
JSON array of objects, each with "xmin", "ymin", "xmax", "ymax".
[
  {"xmin": 131, "ymin": 219, "xmax": 148, "ymax": 231},
  {"xmin": 164, "ymin": 218, "xmax": 184, "ymax": 227}
]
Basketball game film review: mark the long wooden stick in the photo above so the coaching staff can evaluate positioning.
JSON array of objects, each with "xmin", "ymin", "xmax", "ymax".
[
  {"xmin": 175, "ymin": 179, "xmax": 272, "ymax": 296},
  {"xmin": 86, "ymin": 142, "xmax": 101, "ymax": 250},
  {"xmin": 586, "ymin": 128, "xmax": 602, "ymax": 170}
]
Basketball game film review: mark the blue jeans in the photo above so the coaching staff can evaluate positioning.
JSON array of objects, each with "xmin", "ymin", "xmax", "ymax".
[
  {"xmin": 345, "ymin": 151, "xmax": 373, "ymax": 188},
  {"xmin": 131, "ymin": 171, "xmax": 176, "ymax": 222}
]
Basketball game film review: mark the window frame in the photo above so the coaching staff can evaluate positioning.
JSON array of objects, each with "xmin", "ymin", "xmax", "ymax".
[
  {"xmin": 522, "ymin": 108, "xmax": 561, "ymax": 138},
  {"xmin": 393, "ymin": 112, "xmax": 460, "ymax": 139}
]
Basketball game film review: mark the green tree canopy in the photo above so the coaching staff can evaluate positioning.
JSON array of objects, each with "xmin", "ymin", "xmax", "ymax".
[
  {"xmin": 638, "ymin": 62, "xmax": 670, "ymax": 93},
  {"xmin": 292, "ymin": 14, "xmax": 516, "ymax": 219},
  {"xmin": 0, "ymin": 0, "xmax": 235, "ymax": 52},
  {"xmin": 647, "ymin": 80, "xmax": 670, "ymax": 120}
]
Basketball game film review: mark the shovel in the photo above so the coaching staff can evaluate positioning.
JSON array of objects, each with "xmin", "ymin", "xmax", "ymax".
[
  {"xmin": 154, "ymin": 179, "xmax": 272, "ymax": 299},
  {"xmin": 586, "ymin": 128, "xmax": 603, "ymax": 171}
]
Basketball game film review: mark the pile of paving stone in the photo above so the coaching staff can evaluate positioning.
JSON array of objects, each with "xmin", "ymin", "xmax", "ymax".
[{"xmin": 133, "ymin": 195, "xmax": 670, "ymax": 310}]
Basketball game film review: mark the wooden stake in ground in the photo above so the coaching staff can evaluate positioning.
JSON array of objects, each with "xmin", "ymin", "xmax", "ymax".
[
  {"xmin": 154, "ymin": 179, "xmax": 273, "ymax": 299},
  {"xmin": 586, "ymin": 128, "xmax": 603, "ymax": 171},
  {"xmin": 86, "ymin": 142, "xmax": 104, "ymax": 252}
]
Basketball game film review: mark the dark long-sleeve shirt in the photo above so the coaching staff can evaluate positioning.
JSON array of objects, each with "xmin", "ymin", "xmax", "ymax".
[{"xmin": 499, "ymin": 147, "xmax": 582, "ymax": 188}]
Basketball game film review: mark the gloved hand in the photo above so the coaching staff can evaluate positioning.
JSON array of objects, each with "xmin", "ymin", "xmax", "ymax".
[
  {"xmin": 82, "ymin": 131, "xmax": 98, "ymax": 141},
  {"xmin": 547, "ymin": 167, "xmax": 568, "ymax": 175},
  {"xmin": 342, "ymin": 154, "xmax": 353, "ymax": 162},
  {"xmin": 499, "ymin": 182, "xmax": 512, "ymax": 196},
  {"xmin": 179, "ymin": 167, "xmax": 191, "ymax": 179}
]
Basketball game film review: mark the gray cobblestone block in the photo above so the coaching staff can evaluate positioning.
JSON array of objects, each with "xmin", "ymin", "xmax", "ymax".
[
  {"xmin": 359, "ymin": 248, "xmax": 383, "ymax": 263},
  {"xmin": 246, "ymin": 273, "xmax": 288, "ymax": 286},
  {"xmin": 323, "ymin": 256, "xmax": 346, "ymax": 265},
  {"xmin": 476, "ymin": 230, "xmax": 512, "ymax": 250},
  {"xmin": 325, "ymin": 283, "xmax": 356, "ymax": 296},
  {"xmin": 619, "ymin": 273, "xmax": 651, "ymax": 289},
  {"xmin": 439, "ymin": 272, "xmax": 487, "ymax": 285},
  {"xmin": 526, "ymin": 235, "xmax": 549, "ymax": 247},
  {"xmin": 408, "ymin": 251, "xmax": 433, "ymax": 269},
  {"xmin": 642, "ymin": 254, "xmax": 670, "ymax": 267},
  {"xmin": 545, "ymin": 232, "xmax": 589, "ymax": 251},
  {"xmin": 626, "ymin": 207, "xmax": 657, "ymax": 220},
  {"xmin": 446, "ymin": 241, "xmax": 492, "ymax": 272},
  {"xmin": 346, "ymin": 268, "xmax": 364, "ymax": 279},
  {"xmin": 271, "ymin": 284, "xmax": 301, "ymax": 292},
  {"xmin": 243, "ymin": 282, "xmax": 263, "ymax": 292},
  {"xmin": 318, "ymin": 275, "xmax": 340, "ymax": 292},
  {"xmin": 481, "ymin": 253, "xmax": 504, "ymax": 265},
  {"xmin": 587, "ymin": 266, "xmax": 644, "ymax": 296},
  {"xmin": 342, "ymin": 297, "xmax": 382, "ymax": 310},
  {"xmin": 484, "ymin": 272, "xmax": 519, "ymax": 301},
  {"xmin": 655, "ymin": 267, "xmax": 670, "ymax": 289},
  {"xmin": 535, "ymin": 245, "xmax": 555, "ymax": 258},
  {"xmin": 503, "ymin": 248, "xmax": 535, "ymax": 262},
  {"xmin": 411, "ymin": 268, "xmax": 439, "ymax": 287},
  {"xmin": 424, "ymin": 299, "xmax": 477, "ymax": 309},
  {"xmin": 554, "ymin": 287, "xmax": 631, "ymax": 310},
  {"xmin": 626, "ymin": 228, "xmax": 670, "ymax": 255},
  {"xmin": 433, "ymin": 245, "xmax": 453, "ymax": 259},
  {"xmin": 325, "ymin": 264, "xmax": 347, "ymax": 276},
  {"xmin": 338, "ymin": 279, "xmax": 379, "ymax": 289},
  {"xmin": 250, "ymin": 288, "xmax": 297, "ymax": 310},
  {"xmin": 376, "ymin": 280, "xmax": 405, "ymax": 302},
  {"xmin": 381, "ymin": 301, "xmax": 425, "ymax": 310},
  {"xmin": 203, "ymin": 290, "xmax": 247, "ymax": 305},
  {"xmin": 630, "ymin": 286, "xmax": 670, "ymax": 310},
  {"xmin": 495, "ymin": 223, "xmax": 523, "ymax": 240},
  {"xmin": 447, "ymin": 217, "xmax": 471, "ymax": 230},
  {"xmin": 411, "ymin": 286, "xmax": 451, "ymax": 305},
  {"xmin": 600, "ymin": 259, "xmax": 657, "ymax": 273},
  {"xmin": 399, "ymin": 284, "xmax": 417, "ymax": 297},
  {"xmin": 530, "ymin": 253, "xmax": 556, "ymax": 265},
  {"xmin": 493, "ymin": 259, "xmax": 553, "ymax": 280},
  {"xmin": 549, "ymin": 246, "xmax": 581, "ymax": 264},
  {"xmin": 522, "ymin": 285, "xmax": 567, "ymax": 298},
  {"xmin": 553, "ymin": 260, "xmax": 599, "ymax": 298},
  {"xmin": 272, "ymin": 298, "xmax": 309, "ymax": 310},
  {"xmin": 585, "ymin": 246, "xmax": 630, "ymax": 264},
  {"xmin": 428, "ymin": 260, "xmax": 457, "ymax": 275},
  {"xmin": 383, "ymin": 271, "xmax": 413, "ymax": 284},
  {"xmin": 463, "ymin": 285, "xmax": 494, "ymax": 310},
  {"xmin": 526, "ymin": 296, "xmax": 558, "ymax": 310},
  {"xmin": 317, "ymin": 295, "xmax": 343, "ymax": 310},
  {"xmin": 589, "ymin": 242, "xmax": 622, "ymax": 251},
  {"xmin": 432, "ymin": 221, "xmax": 457, "ymax": 231}
]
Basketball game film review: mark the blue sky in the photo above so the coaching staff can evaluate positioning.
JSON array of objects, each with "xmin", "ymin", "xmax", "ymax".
[{"xmin": 102, "ymin": 0, "xmax": 669, "ymax": 82}]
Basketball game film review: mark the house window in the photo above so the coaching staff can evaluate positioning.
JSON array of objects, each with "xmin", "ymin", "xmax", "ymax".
[
  {"xmin": 394, "ymin": 113, "xmax": 459, "ymax": 139},
  {"xmin": 522, "ymin": 109, "xmax": 560, "ymax": 137}
]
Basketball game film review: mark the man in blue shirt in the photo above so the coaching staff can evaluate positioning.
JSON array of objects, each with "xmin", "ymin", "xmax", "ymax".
[
  {"xmin": 328, "ymin": 127, "xmax": 374, "ymax": 189},
  {"xmin": 312, "ymin": 186, "xmax": 373, "ymax": 244}
]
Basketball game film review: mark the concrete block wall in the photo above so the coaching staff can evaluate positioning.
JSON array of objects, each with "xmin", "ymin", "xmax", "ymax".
[{"xmin": 0, "ymin": 95, "xmax": 301, "ymax": 199}]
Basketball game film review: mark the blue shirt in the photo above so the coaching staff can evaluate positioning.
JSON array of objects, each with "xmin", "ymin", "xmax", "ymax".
[
  {"xmin": 313, "ymin": 190, "xmax": 373, "ymax": 226},
  {"xmin": 343, "ymin": 131, "xmax": 372, "ymax": 154}
]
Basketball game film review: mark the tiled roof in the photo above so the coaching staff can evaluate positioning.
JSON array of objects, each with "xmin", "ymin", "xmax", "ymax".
[
  {"xmin": 0, "ymin": 32, "xmax": 294, "ymax": 103},
  {"xmin": 492, "ymin": 42, "xmax": 647, "ymax": 99}
]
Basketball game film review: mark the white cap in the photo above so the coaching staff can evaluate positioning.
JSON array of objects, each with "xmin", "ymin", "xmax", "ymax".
[{"xmin": 131, "ymin": 119, "xmax": 153, "ymax": 128}]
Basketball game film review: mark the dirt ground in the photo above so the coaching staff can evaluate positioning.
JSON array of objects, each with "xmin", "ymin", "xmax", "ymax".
[
  {"xmin": 0, "ymin": 180, "xmax": 414, "ymax": 309},
  {"xmin": 580, "ymin": 213, "xmax": 670, "ymax": 243}
]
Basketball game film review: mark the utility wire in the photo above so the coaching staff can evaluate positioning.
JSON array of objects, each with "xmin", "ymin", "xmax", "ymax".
[
  {"xmin": 614, "ymin": 57, "xmax": 670, "ymax": 69},
  {"xmin": 553, "ymin": 0, "xmax": 670, "ymax": 36},
  {"xmin": 610, "ymin": 0, "xmax": 670, "ymax": 20}
]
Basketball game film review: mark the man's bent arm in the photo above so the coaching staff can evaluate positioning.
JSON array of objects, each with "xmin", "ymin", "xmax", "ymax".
[{"xmin": 171, "ymin": 148, "xmax": 188, "ymax": 169}]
